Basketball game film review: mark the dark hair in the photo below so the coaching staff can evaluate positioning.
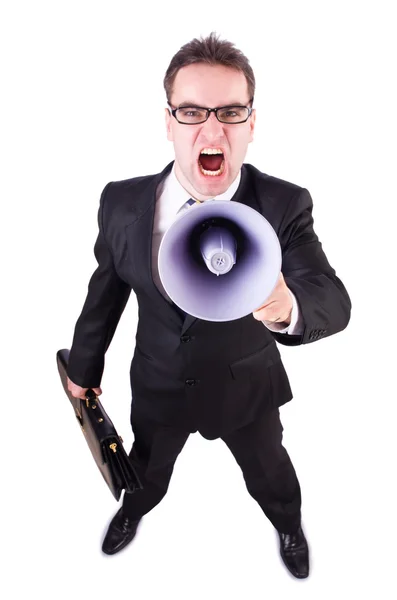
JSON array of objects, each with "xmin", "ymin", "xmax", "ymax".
[{"xmin": 164, "ymin": 32, "xmax": 255, "ymax": 104}]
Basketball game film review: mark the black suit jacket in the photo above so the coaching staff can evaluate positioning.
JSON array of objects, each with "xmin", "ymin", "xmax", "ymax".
[{"xmin": 67, "ymin": 162, "xmax": 351, "ymax": 439}]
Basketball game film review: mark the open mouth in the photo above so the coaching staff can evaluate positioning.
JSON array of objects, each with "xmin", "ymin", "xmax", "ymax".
[{"xmin": 198, "ymin": 148, "xmax": 225, "ymax": 177}]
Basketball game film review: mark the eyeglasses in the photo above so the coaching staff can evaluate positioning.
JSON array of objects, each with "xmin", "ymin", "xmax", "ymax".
[{"xmin": 168, "ymin": 101, "xmax": 253, "ymax": 125}]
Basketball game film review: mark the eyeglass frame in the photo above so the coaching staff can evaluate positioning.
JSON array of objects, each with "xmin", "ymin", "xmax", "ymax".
[{"xmin": 167, "ymin": 98, "xmax": 254, "ymax": 125}]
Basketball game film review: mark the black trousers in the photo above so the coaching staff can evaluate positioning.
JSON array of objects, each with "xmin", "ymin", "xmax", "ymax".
[{"xmin": 123, "ymin": 407, "xmax": 302, "ymax": 534}]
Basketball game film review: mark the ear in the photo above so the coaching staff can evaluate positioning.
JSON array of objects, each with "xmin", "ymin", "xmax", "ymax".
[
  {"xmin": 248, "ymin": 108, "xmax": 256, "ymax": 143},
  {"xmin": 165, "ymin": 107, "xmax": 173, "ymax": 141}
]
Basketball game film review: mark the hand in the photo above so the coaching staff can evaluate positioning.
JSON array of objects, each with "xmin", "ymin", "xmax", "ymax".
[
  {"xmin": 67, "ymin": 376, "xmax": 102, "ymax": 400},
  {"xmin": 252, "ymin": 272, "xmax": 293, "ymax": 325}
]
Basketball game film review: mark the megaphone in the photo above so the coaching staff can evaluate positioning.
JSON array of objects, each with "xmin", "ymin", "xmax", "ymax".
[{"xmin": 158, "ymin": 200, "xmax": 281, "ymax": 322}]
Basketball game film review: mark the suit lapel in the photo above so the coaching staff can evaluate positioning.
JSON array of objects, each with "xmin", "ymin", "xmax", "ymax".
[
  {"xmin": 181, "ymin": 313, "xmax": 197, "ymax": 335},
  {"xmin": 126, "ymin": 162, "xmax": 184, "ymax": 329},
  {"xmin": 230, "ymin": 165, "xmax": 257, "ymax": 210}
]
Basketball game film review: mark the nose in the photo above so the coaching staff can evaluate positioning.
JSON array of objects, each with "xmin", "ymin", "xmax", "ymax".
[{"xmin": 202, "ymin": 111, "xmax": 225, "ymax": 139}]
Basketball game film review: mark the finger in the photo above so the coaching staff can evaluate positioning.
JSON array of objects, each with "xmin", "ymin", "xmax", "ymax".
[
  {"xmin": 253, "ymin": 299, "xmax": 277, "ymax": 313},
  {"xmin": 253, "ymin": 308, "xmax": 289, "ymax": 322},
  {"xmin": 253, "ymin": 305, "xmax": 280, "ymax": 321}
]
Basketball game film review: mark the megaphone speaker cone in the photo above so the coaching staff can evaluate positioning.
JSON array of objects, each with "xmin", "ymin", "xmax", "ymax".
[{"xmin": 158, "ymin": 200, "xmax": 281, "ymax": 322}]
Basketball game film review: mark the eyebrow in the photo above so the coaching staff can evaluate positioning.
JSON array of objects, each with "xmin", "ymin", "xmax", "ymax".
[{"xmin": 177, "ymin": 101, "xmax": 249, "ymax": 108}]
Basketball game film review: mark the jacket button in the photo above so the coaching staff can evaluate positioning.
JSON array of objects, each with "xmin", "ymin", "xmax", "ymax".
[
  {"xmin": 185, "ymin": 379, "xmax": 196, "ymax": 386},
  {"xmin": 181, "ymin": 335, "xmax": 192, "ymax": 343}
]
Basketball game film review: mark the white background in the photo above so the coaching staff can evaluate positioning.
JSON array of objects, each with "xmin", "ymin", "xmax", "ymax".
[{"xmin": 2, "ymin": 0, "xmax": 396, "ymax": 598}]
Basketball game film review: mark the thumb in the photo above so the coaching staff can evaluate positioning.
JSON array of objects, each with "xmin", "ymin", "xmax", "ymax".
[{"xmin": 92, "ymin": 387, "xmax": 102, "ymax": 396}]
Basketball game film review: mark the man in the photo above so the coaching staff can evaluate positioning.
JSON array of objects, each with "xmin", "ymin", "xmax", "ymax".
[{"xmin": 67, "ymin": 33, "xmax": 351, "ymax": 579}]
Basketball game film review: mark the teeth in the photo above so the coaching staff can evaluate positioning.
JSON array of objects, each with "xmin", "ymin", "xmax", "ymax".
[
  {"xmin": 200, "ymin": 148, "xmax": 223, "ymax": 155},
  {"xmin": 199, "ymin": 160, "xmax": 225, "ymax": 177}
]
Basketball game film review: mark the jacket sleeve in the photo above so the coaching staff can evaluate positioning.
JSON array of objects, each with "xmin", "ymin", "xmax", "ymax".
[
  {"xmin": 271, "ymin": 188, "xmax": 352, "ymax": 347},
  {"xmin": 66, "ymin": 183, "xmax": 132, "ymax": 386}
]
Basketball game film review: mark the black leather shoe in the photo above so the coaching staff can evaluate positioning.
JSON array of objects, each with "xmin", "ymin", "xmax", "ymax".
[
  {"xmin": 278, "ymin": 525, "xmax": 309, "ymax": 579},
  {"xmin": 102, "ymin": 508, "xmax": 141, "ymax": 555}
]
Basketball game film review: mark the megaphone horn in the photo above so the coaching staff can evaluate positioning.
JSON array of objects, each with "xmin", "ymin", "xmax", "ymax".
[{"xmin": 158, "ymin": 200, "xmax": 281, "ymax": 322}]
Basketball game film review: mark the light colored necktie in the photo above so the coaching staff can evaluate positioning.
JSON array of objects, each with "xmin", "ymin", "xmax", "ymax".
[{"xmin": 177, "ymin": 197, "xmax": 202, "ymax": 215}]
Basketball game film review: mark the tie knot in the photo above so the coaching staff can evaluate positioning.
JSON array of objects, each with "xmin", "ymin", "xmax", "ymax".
[{"xmin": 177, "ymin": 197, "xmax": 202, "ymax": 214}]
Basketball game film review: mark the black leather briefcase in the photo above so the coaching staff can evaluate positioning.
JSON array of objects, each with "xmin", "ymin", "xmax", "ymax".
[{"xmin": 56, "ymin": 349, "xmax": 143, "ymax": 500}]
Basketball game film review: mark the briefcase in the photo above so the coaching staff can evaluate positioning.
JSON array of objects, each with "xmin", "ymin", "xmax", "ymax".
[{"xmin": 56, "ymin": 349, "xmax": 143, "ymax": 501}]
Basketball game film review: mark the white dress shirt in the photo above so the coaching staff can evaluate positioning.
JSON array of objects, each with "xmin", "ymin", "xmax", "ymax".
[{"xmin": 152, "ymin": 165, "xmax": 303, "ymax": 335}]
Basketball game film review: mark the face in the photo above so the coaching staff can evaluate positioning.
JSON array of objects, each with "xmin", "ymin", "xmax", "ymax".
[{"xmin": 165, "ymin": 63, "xmax": 256, "ymax": 200}]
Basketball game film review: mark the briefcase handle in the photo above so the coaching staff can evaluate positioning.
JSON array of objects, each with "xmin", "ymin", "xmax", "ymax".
[
  {"xmin": 84, "ymin": 388, "xmax": 97, "ymax": 407},
  {"xmin": 81, "ymin": 388, "xmax": 124, "ymax": 444}
]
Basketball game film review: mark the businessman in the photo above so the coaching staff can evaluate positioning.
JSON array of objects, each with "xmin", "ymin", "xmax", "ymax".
[{"xmin": 67, "ymin": 33, "xmax": 351, "ymax": 579}]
